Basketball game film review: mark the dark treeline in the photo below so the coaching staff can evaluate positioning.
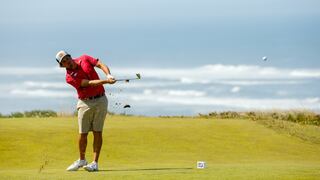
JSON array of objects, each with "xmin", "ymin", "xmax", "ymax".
[{"xmin": 0, "ymin": 110, "xmax": 58, "ymax": 118}]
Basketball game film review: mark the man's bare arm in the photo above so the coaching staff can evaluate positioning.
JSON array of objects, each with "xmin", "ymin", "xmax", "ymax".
[
  {"xmin": 81, "ymin": 79, "xmax": 115, "ymax": 87},
  {"xmin": 95, "ymin": 60, "xmax": 112, "ymax": 77}
]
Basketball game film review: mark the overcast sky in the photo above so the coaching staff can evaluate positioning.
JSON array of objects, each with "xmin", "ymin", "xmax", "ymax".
[
  {"xmin": 0, "ymin": 0, "xmax": 319, "ymax": 115},
  {"xmin": 0, "ymin": 0, "xmax": 319, "ymax": 68}
]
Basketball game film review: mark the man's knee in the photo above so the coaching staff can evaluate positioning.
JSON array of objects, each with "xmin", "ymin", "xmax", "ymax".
[
  {"xmin": 79, "ymin": 133, "xmax": 88, "ymax": 140},
  {"xmin": 93, "ymin": 131, "xmax": 102, "ymax": 135},
  {"xmin": 93, "ymin": 131, "xmax": 102, "ymax": 140}
]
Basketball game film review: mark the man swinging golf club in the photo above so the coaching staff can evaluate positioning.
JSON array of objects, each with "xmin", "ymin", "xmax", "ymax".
[{"xmin": 56, "ymin": 50, "xmax": 116, "ymax": 172}]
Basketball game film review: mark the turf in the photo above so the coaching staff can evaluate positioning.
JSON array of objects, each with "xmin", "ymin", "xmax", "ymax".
[{"xmin": 0, "ymin": 116, "xmax": 320, "ymax": 179}]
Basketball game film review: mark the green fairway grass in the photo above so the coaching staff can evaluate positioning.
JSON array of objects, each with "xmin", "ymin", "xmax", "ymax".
[{"xmin": 0, "ymin": 116, "xmax": 320, "ymax": 179}]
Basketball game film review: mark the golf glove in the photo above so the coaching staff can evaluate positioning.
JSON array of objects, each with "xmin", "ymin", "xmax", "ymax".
[{"xmin": 107, "ymin": 74, "xmax": 115, "ymax": 80}]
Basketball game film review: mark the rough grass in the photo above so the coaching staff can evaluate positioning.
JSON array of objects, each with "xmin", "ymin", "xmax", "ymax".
[
  {"xmin": 1, "ymin": 116, "xmax": 320, "ymax": 179},
  {"xmin": 198, "ymin": 110, "xmax": 320, "ymax": 126},
  {"xmin": 254, "ymin": 118, "xmax": 320, "ymax": 144}
]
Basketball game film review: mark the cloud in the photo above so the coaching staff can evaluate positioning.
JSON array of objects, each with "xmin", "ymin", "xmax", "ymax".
[
  {"xmin": 23, "ymin": 81, "xmax": 67, "ymax": 89},
  {"xmin": 211, "ymin": 80, "xmax": 302, "ymax": 86},
  {"xmin": 129, "ymin": 91, "xmax": 320, "ymax": 110},
  {"xmin": 231, "ymin": 86, "xmax": 241, "ymax": 93},
  {"xmin": 1, "ymin": 64, "xmax": 319, "ymax": 114},
  {"xmin": 142, "ymin": 89, "xmax": 206, "ymax": 97},
  {"xmin": 276, "ymin": 90, "xmax": 289, "ymax": 96},
  {"xmin": 10, "ymin": 89, "xmax": 74, "ymax": 98},
  {"xmin": 0, "ymin": 67, "xmax": 63, "ymax": 76},
  {"xmin": 1, "ymin": 65, "xmax": 319, "ymax": 82},
  {"xmin": 306, "ymin": 98, "xmax": 320, "ymax": 104},
  {"xmin": 112, "ymin": 79, "xmax": 303, "ymax": 90},
  {"xmin": 290, "ymin": 70, "xmax": 320, "ymax": 78},
  {"xmin": 111, "ymin": 64, "xmax": 320, "ymax": 82},
  {"xmin": 113, "ymin": 81, "xmax": 179, "ymax": 88}
]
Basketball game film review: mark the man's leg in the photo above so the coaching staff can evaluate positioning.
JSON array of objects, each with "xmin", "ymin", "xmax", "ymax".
[
  {"xmin": 79, "ymin": 133, "xmax": 88, "ymax": 160},
  {"xmin": 93, "ymin": 131, "xmax": 103, "ymax": 162},
  {"xmin": 66, "ymin": 133, "xmax": 88, "ymax": 171}
]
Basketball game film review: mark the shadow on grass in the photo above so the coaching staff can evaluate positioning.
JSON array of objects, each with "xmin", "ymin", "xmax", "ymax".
[{"xmin": 99, "ymin": 167, "xmax": 193, "ymax": 172}]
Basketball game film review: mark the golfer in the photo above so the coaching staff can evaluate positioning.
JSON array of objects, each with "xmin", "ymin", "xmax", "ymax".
[{"xmin": 55, "ymin": 50, "xmax": 116, "ymax": 172}]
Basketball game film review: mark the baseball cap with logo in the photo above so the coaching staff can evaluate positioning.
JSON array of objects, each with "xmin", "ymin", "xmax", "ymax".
[{"xmin": 55, "ymin": 50, "xmax": 70, "ymax": 66}]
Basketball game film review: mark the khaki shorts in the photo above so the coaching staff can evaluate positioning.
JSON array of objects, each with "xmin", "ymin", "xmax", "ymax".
[{"xmin": 77, "ymin": 95, "xmax": 108, "ymax": 134}]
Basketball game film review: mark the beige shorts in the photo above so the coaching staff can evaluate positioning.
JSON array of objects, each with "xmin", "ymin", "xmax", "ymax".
[{"xmin": 77, "ymin": 95, "xmax": 108, "ymax": 134}]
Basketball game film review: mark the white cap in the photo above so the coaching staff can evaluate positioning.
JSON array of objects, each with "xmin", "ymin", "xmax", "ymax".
[{"xmin": 55, "ymin": 50, "xmax": 70, "ymax": 63}]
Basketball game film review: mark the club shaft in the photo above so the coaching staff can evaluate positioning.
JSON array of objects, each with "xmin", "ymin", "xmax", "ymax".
[{"xmin": 115, "ymin": 78, "xmax": 138, "ymax": 81}]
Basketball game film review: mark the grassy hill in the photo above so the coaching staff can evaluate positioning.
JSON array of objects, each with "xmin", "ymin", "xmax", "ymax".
[{"xmin": 0, "ymin": 115, "xmax": 320, "ymax": 179}]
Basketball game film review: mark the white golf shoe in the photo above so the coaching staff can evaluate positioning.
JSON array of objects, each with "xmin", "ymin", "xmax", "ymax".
[
  {"xmin": 83, "ymin": 161, "xmax": 98, "ymax": 172},
  {"xmin": 66, "ymin": 159, "xmax": 87, "ymax": 171}
]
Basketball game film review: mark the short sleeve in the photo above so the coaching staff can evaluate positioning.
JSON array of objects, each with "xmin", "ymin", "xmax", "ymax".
[
  {"xmin": 66, "ymin": 74, "xmax": 82, "ymax": 89},
  {"xmin": 83, "ymin": 54, "xmax": 98, "ymax": 66}
]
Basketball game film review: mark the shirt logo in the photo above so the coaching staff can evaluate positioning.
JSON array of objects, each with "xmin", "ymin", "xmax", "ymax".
[{"xmin": 70, "ymin": 72, "xmax": 78, "ymax": 77}]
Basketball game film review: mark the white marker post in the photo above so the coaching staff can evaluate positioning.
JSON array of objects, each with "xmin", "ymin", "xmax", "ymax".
[{"xmin": 197, "ymin": 161, "xmax": 206, "ymax": 169}]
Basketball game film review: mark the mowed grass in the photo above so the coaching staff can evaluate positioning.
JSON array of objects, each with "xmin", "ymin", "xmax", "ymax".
[{"xmin": 0, "ymin": 116, "xmax": 320, "ymax": 179}]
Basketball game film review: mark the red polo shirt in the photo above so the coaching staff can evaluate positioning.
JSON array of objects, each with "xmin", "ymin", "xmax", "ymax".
[{"xmin": 66, "ymin": 54, "xmax": 105, "ymax": 99}]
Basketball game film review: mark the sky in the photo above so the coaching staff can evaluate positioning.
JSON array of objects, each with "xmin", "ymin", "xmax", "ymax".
[{"xmin": 0, "ymin": 0, "xmax": 320, "ymax": 115}]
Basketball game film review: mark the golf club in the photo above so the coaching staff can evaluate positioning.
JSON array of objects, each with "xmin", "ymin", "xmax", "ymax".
[{"xmin": 115, "ymin": 73, "xmax": 141, "ymax": 81}]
